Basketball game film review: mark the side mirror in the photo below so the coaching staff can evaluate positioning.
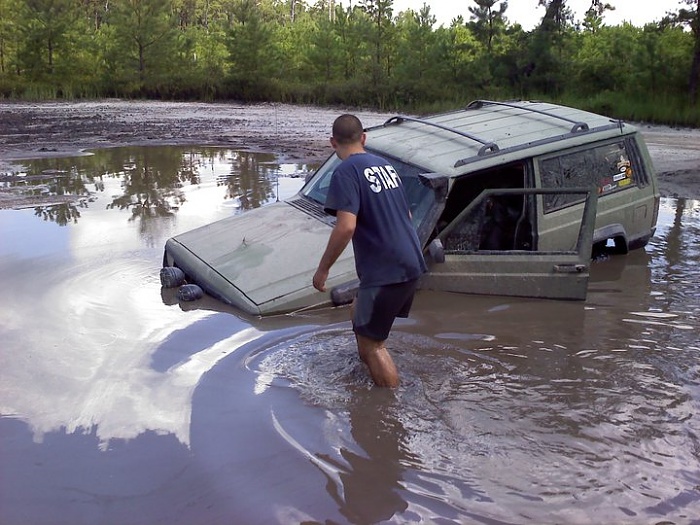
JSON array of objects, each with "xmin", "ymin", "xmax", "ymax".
[
  {"xmin": 428, "ymin": 238, "xmax": 445, "ymax": 263},
  {"xmin": 418, "ymin": 172, "xmax": 449, "ymax": 202}
]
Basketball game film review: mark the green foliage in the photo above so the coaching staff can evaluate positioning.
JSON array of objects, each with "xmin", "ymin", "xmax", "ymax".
[
  {"xmin": 0, "ymin": 0, "xmax": 698, "ymax": 126},
  {"xmin": 101, "ymin": 0, "xmax": 181, "ymax": 97},
  {"xmin": 392, "ymin": 6, "xmax": 443, "ymax": 106},
  {"xmin": 304, "ymin": 15, "xmax": 344, "ymax": 82},
  {"xmin": 224, "ymin": 0, "xmax": 280, "ymax": 99}
]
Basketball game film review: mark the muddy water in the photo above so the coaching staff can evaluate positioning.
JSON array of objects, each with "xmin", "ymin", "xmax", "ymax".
[{"xmin": 1, "ymin": 147, "xmax": 699, "ymax": 525}]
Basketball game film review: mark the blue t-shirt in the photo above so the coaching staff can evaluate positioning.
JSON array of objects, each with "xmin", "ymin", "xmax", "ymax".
[{"xmin": 324, "ymin": 152, "xmax": 427, "ymax": 287}]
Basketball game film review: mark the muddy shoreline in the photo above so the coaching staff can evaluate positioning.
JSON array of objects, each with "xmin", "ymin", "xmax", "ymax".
[{"xmin": 1, "ymin": 99, "xmax": 699, "ymax": 208}]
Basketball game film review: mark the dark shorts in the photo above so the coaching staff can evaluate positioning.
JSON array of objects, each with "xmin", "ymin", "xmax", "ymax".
[{"xmin": 353, "ymin": 279, "xmax": 419, "ymax": 342}]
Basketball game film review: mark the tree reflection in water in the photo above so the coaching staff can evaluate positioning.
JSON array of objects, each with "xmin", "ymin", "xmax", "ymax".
[
  {"xmin": 105, "ymin": 147, "xmax": 188, "ymax": 222},
  {"xmin": 217, "ymin": 151, "xmax": 279, "ymax": 210},
  {"xmin": 9, "ymin": 146, "xmax": 309, "ymax": 226},
  {"xmin": 33, "ymin": 200, "xmax": 90, "ymax": 226}
]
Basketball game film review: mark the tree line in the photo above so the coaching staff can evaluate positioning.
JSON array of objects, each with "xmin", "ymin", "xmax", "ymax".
[{"xmin": 0, "ymin": 0, "xmax": 698, "ymax": 126}]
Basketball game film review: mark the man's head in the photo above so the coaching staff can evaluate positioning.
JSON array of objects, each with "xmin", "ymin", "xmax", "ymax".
[
  {"xmin": 332, "ymin": 114, "xmax": 364, "ymax": 146},
  {"xmin": 331, "ymin": 114, "xmax": 366, "ymax": 159}
]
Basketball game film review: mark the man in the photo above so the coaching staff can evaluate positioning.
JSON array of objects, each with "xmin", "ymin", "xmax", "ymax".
[{"xmin": 312, "ymin": 114, "xmax": 426, "ymax": 387}]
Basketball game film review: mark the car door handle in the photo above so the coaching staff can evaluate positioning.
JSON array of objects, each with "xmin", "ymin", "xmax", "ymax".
[{"xmin": 553, "ymin": 264, "xmax": 587, "ymax": 273}]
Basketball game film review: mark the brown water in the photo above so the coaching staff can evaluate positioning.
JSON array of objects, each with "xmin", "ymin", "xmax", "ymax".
[{"xmin": 1, "ymin": 147, "xmax": 699, "ymax": 525}]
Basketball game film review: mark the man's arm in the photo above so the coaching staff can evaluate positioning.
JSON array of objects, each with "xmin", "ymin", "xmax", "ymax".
[{"xmin": 313, "ymin": 211, "xmax": 356, "ymax": 292}]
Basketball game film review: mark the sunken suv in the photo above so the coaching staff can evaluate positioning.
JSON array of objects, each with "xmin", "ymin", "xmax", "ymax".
[{"xmin": 163, "ymin": 100, "xmax": 659, "ymax": 315}]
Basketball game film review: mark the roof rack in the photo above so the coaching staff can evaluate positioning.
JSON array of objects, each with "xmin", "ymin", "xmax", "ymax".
[
  {"xmin": 381, "ymin": 115, "xmax": 500, "ymax": 157},
  {"xmin": 376, "ymin": 102, "xmax": 625, "ymax": 169},
  {"xmin": 467, "ymin": 99, "xmax": 590, "ymax": 133}
]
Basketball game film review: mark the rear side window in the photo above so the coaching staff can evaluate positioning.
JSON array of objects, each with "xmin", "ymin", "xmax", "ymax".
[{"xmin": 539, "ymin": 139, "xmax": 642, "ymax": 213}]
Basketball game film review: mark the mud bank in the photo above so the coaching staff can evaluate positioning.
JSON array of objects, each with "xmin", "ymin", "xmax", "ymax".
[{"xmin": 1, "ymin": 100, "xmax": 698, "ymax": 208}]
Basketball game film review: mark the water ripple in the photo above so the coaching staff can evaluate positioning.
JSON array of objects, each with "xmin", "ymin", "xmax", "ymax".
[{"xmin": 244, "ymin": 323, "xmax": 700, "ymax": 523}]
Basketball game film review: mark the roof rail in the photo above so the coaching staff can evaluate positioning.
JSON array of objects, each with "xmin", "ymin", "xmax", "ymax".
[
  {"xmin": 453, "ymin": 121, "xmax": 623, "ymax": 168},
  {"xmin": 467, "ymin": 100, "xmax": 591, "ymax": 133},
  {"xmin": 381, "ymin": 115, "xmax": 500, "ymax": 157}
]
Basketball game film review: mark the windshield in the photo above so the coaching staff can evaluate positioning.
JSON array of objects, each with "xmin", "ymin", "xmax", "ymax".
[
  {"xmin": 301, "ymin": 154, "xmax": 342, "ymax": 205},
  {"xmin": 300, "ymin": 150, "xmax": 437, "ymax": 228}
]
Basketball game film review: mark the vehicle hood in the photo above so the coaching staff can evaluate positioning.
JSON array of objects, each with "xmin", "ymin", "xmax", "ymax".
[{"xmin": 164, "ymin": 198, "xmax": 357, "ymax": 315}]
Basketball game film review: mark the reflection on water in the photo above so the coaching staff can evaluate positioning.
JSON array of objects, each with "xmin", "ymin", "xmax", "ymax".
[
  {"xmin": 0, "ymin": 146, "xmax": 311, "ymax": 450},
  {"xmin": 34, "ymin": 199, "xmax": 92, "ymax": 226},
  {"xmin": 2, "ymin": 146, "xmax": 314, "ymax": 226},
  {"xmin": 1, "ymin": 147, "xmax": 699, "ymax": 525}
]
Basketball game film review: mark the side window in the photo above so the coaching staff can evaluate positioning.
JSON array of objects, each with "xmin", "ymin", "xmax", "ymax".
[
  {"xmin": 539, "ymin": 140, "xmax": 637, "ymax": 213},
  {"xmin": 595, "ymin": 142, "xmax": 636, "ymax": 194}
]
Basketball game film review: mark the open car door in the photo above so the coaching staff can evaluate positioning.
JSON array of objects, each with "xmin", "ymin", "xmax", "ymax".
[{"xmin": 421, "ymin": 187, "xmax": 598, "ymax": 301}]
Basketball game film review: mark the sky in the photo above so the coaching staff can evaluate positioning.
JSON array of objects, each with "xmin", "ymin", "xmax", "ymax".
[{"xmin": 383, "ymin": 0, "xmax": 685, "ymax": 29}]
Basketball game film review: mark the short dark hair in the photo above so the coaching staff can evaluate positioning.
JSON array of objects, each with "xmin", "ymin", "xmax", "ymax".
[{"xmin": 332, "ymin": 114, "xmax": 364, "ymax": 145}]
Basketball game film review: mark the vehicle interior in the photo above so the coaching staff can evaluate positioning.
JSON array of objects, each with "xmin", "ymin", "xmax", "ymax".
[{"xmin": 435, "ymin": 161, "xmax": 535, "ymax": 252}]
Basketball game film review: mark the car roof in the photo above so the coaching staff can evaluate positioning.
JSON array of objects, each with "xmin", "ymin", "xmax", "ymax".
[{"xmin": 365, "ymin": 100, "xmax": 636, "ymax": 177}]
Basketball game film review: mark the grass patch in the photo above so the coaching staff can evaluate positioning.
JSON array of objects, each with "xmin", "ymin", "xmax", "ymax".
[{"xmin": 561, "ymin": 91, "xmax": 700, "ymax": 128}]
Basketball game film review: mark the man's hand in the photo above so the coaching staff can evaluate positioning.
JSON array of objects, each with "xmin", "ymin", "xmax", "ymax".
[
  {"xmin": 313, "ymin": 267, "xmax": 329, "ymax": 292},
  {"xmin": 312, "ymin": 211, "xmax": 356, "ymax": 293}
]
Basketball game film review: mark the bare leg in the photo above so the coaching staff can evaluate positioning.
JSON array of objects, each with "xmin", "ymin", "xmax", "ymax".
[
  {"xmin": 355, "ymin": 333, "xmax": 399, "ymax": 387},
  {"xmin": 350, "ymin": 298, "xmax": 399, "ymax": 387}
]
